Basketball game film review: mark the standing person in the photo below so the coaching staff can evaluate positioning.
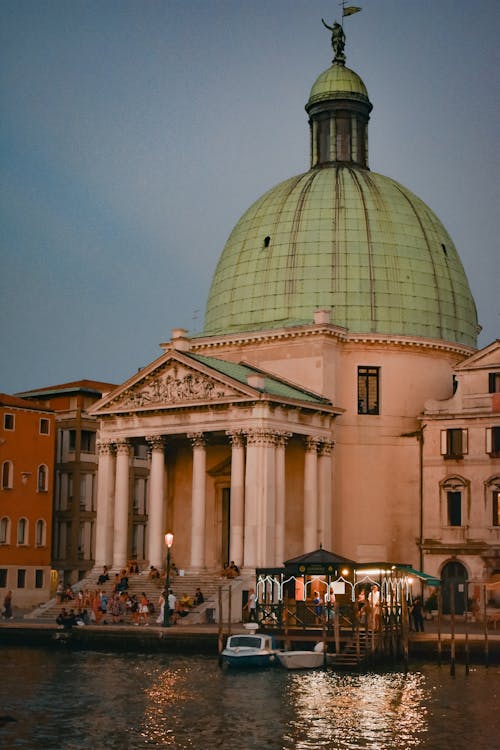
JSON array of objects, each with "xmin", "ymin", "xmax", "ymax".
[
  {"xmin": 313, "ymin": 590, "xmax": 323, "ymax": 624},
  {"xmin": 167, "ymin": 589, "xmax": 178, "ymax": 624},
  {"xmin": 411, "ymin": 596, "xmax": 425, "ymax": 632},
  {"xmin": 246, "ymin": 588, "xmax": 257, "ymax": 622},
  {"xmin": 193, "ymin": 588, "xmax": 204, "ymax": 606},
  {"xmin": 368, "ymin": 585, "xmax": 381, "ymax": 630},
  {"xmin": 3, "ymin": 590, "xmax": 13, "ymax": 619},
  {"xmin": 138, "ymin": 592, "xmax": 150, "ymax": 626}
]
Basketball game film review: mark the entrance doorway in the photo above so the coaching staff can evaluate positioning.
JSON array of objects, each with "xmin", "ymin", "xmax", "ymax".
[{"xmin": 441, "ymin": 560, "xmax": 468, "ymax": 615}]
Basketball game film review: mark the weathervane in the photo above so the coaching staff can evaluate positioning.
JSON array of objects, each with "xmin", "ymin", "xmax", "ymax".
[{"xmin": 322, "ymin": 3, "xmax": 362, "ymax": 64}]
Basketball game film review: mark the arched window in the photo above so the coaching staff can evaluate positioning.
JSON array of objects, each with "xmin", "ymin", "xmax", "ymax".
[
  {"xmin": 35, "ymin": 519, "xmax": 46, "ymax": 547},
  {"xmin": 37, "ymin": 464, "xmax": 48, "ymax": 492},
  {"xmin": 0, "ymin": 516, "xmax": 10, "ymax": 544},
  {"xmin": 17, "ymin": 517, "xmax": 28, "ymax": 545},
  {"xmin": 485, "ymin": 476, "xmax": 500, "ymax": 527},
  {"xmin": 440, "ymin": 475, "xmax": 469, "ymax": 527},
  {"xmin": 1, "ymin": 461, "xmax": 13, "ymax": 489}
]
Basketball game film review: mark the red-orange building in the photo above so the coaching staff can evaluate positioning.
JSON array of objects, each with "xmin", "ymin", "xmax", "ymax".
[
  {"xmin": 0, "ymin": 394, "xmax": 56, "ymax": 608},
  {"xmin": 18, "ymin": 380, "xmax": 117, "ymax": 585}
]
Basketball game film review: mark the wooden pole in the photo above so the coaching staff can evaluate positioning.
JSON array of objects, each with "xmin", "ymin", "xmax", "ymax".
[
  {"xmin": 217, "ymin": 585, "xmax": 223, "ymax": 666},
  {"xmin": 437, "ymin": 587, "xmax": 442, "ymax": 667},
  {"xmin": 322, "ymin": 616, "xmax": 327, "ymax": 669},
  {"xmin": 483, "ymin": 583, "xmax": 489, "ymax": 668},
  {"xmin": 450, "ymin": 583, "xmax": 456, "ymax": 677},
  {"xmin": 464, "ymin": 582, "xmax": 469, "ymax": 676},
  {"xmin": 402, "ymin": 597, "xmax": 409, "ymax": 675},
  {"xmin": 334, "ymin": 600, "xmax": 340, "ymax": 657},
  {"xmin": 228, "ymin": 585, "xmax": 232, "ymax": 638}
]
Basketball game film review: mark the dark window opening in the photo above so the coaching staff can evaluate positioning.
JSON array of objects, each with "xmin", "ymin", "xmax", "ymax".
[
  {"xmin": 489, "ymin": 372, "xmax": 500, "ymax": 393},
  {"xmin": 447, "ymin": 491, "xmax": 462, "ymax": 526},
  {"xmin": 17, "ymin": 569, "xmax": 26, "ymax": 588},
  {"xmin": 444, "ymin": 428, "xmax": 465, "ymax": 459},
  {"xmin": 0, "ymin": 569, "xmax": 7, "ymax": 587},
  {"xmin": 441, "ymin": 243, "xmax": 447, "ymax": 256},
  {"xmin": 493, "ymin": 491, "xmax": 500, "ymax": 527},
  {"xmin": 358, "ymin": 367, "xmax": 380, "ymax": 415},
  {"xmin": 263, "ymin": 236, "xmax": 271, "ymax": 248},
  {"xmin": 35, "ymin": 569, "xmax": 44, "ymax": 588},
  {"xmin": 40, "ymin": 418, "xmax": 50, "ymax": 435},
  {"xmin": 3, "ymin": 414, "xmax": 14, "ymax": 431}
]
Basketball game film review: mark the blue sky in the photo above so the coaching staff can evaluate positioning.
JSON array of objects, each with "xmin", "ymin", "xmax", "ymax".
[{"xmin": 1, "ymin": 0, "xmax": 498, "ymax": 393}]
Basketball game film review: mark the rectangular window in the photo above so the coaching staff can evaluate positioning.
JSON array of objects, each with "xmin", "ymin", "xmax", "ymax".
[
  {"xmin": 17, "ymin": 569, "xmax": 26, "ymax": 588},
  {"xmin": 447, "ymin": 491, "xmax": 462, "ymax": 526},
  {"xmin": 489, "ymin": 372, "xmax": 500, "ymax": 393},
  {"xmin": 358, "ymin": 366, "xmax": 380, "ymax": 415},
  {"xmin": 486, "ymin": 427, "xmax": 500, "ymax": 457},
  {"xmin": 39, "ymin": 418, "xmax": 50, "ymax": 435},
  {"xmin": 493, "ymin": 491, "xmax": 500, "ymax": 527},
  {"xmin": 0, "ymin": 569, "xmax": 7, "ymax": 587},
  {"xmin": 69, "ymin": 430, "xmax": 76, "ymax": 451},
  {"xmin": 3, "ymin": 413, "xmax": 14, "ymax": 431},
  {"xmin": 441, "ymin": 429, "xmax": 468, "ymax": 459},
  {"xmin": 81, "ymin": 430, "xmax": 96, "ymax": 453},
  {"xmin": 35, "ymin": 569, "xmax": 44, "ymax": 588}
]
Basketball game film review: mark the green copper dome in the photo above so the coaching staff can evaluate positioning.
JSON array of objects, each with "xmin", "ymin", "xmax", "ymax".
[
  {"xmin": 203, "ymin": 42, "xmax": 478, "ymax": 348},
  {"xmin": 308, "ymin": 63, "xmax": 369, "ymax": 106}
]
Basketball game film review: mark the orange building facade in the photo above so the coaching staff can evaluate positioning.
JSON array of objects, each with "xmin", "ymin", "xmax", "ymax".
[{"xmin": 0, "ymin": 394, "xmax": 55, "ymax": 608}]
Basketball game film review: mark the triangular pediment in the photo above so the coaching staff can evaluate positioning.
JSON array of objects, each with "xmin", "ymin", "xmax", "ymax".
[
  {"xmin": 454, "ymin": 339, "xmax": 500, "ymax": 371},
  {"xmin": 90, "ymin": 351, "xmax": 259, "ymax": 415}
]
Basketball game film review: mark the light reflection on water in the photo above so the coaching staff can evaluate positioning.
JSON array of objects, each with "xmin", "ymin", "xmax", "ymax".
[{"xmin": 0, "ymin": 648, "xmax": 498, "ymax": 749}]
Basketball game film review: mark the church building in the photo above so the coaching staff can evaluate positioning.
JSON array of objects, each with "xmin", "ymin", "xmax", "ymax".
[{"xmin": 89, "ymin": 26, "xmax": 494, "ymax": 592}]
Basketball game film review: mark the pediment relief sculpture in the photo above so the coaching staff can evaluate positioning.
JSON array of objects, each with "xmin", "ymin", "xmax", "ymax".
[{"xmin": 112, "ymin": 364, "xmax": 235, "ymax": 409}]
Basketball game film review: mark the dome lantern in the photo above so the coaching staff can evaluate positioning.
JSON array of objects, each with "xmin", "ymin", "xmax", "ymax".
[{"xmin": 306, "ymin": 26, "xmax": 372, "ymax": 169}]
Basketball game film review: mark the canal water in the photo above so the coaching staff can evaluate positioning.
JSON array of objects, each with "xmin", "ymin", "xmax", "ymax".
[{"xmin": 0, "ymin": 648, "xmax": 498, "ymax": 749}]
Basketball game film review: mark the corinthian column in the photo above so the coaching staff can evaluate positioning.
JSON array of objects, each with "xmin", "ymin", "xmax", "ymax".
[
  {"xmin": 95, "ymin": 441, "xmax": 116, "ymax": 567},
  {"xmin": 318, "ymin": 440, "xmax": 334, "ymax": 550},
  {"xmin": 303, "ymin": 436, "xmax": 320, "ymax": 552},
  {"xmin": 244, "ymin": 430, "xmax": 277, "ymax": 568},
  {"xmin": 113, "ymin": 439, "xmax": 131, "ymax": 569},
  {"xmin": 188, "ymin": 433, "xmax": 206, "ymax": 569},
  {"xmin": 275, "ymin": 432, "xmax": 291, "ymax": 566},
  {"xmin": 146, "ymin": 435, "xmax": 166, "ymax": 569},
  {"xmin": 226, "ymin": 430, "xmax": 245, "ymax": 569}
]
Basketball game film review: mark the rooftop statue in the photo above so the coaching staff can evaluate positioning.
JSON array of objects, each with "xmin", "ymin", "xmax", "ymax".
[{"xmin": 321, "ymin": 18, "xmax": 346, "ymax": 65}]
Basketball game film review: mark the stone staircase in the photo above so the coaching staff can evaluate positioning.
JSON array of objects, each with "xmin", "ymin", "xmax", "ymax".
[{"xmin": 26, "ymin": 568, "xmax": 251, "ymax": 625}]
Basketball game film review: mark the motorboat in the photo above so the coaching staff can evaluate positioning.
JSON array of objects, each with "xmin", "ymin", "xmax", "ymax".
[
  {"xmin": 221, "ymin": 632, "xmax": 279, "ymax": 668},
  {"xmin": 277, "ymin": 650, "xmax": 326, "ymax": 670}
]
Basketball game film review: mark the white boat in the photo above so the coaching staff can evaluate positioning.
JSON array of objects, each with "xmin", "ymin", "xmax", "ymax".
[
  {"xmin": 221, "ymin": 633, "xmax": 279, "ymax": 668},
  {"xmin": 277, "ymin": 650, "xmax": 325, "ymax": 670}
]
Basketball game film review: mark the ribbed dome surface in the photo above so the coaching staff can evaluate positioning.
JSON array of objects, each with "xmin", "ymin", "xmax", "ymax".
[{"xmin": 203, "ymin": 165, "xmax": 478, "ymax": 347}]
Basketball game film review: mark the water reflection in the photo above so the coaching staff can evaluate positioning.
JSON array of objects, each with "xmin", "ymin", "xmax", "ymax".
[
  {"xmin": 0, "ymin": 648, "xmax": 498, "ymax": 749},
  {"xmin": 285, "ymin": 671, "xmax": 428, "ymax": 749}
]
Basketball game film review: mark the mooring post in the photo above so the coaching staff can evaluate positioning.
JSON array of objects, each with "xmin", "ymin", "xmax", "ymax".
[
  {"xmin": 217, "ymin": 585, "xmax": 223, "ymax": 666},
  {"xmin": 437, "ymin": 587, "xmax": 442, "ymax": 667},
  {"xmin": 483, "ymin": 583, "xmax": 489, "ymax": 668},
  {"xmin": 450, "ymin": 584, "xmax": 456, "ymax": 677}
]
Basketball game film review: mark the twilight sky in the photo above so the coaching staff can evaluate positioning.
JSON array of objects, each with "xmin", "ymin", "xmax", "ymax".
[{"xmin": 1, "ymin": 0, "xmax": 498, "ymax": 394}]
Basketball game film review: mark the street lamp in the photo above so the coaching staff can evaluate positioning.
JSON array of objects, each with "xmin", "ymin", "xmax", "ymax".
[{"xmin": 163, "ymin": 532, "xmax": 174, "ymax": 627}]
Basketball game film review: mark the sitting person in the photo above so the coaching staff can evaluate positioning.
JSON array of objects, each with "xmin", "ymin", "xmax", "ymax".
[
  {"xmin": 222, "ymin": 561, "xmax": 240, "ymax": 579},
  {"xmin": 148, "ymin": 565, "xmax": 160, "ymax": 580},
  {"xmin": 178, "ymin": 593, "xmax": 193, "ymax": 614},
  {"xmin": 115, "ymin": 570, "xmax": 129, "ymax": 593},
  {"xmin": 97, "ymin": 566, "xmax": 110, "ymax": 586},
  {"xmin": 193, "ymin": 588, "xmax": 205, "ymax": 606}
]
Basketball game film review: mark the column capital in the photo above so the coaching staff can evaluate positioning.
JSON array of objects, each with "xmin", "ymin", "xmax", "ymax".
[
  {"xmin": 145, "ymin": 434, "xmax": 166, "ymax": 451},
  {"xmin": 97, "ymin": 440, "xmax": 116, "ymax": 456},
  {"xmin": 115, "ymin": 439, "xmax": 131, "ymax": 456},
  {"xmin": 304, "ymin": 435, "xmax": 322, "ymax": 453},
  {"xmin": 245, "ymin": 429, "xmax": 280, "ymax": 447},
  {"xmin": 275, "ymin": 431, "xmax": 292, "ymax": 447},
  {"xmin": 187, "ymin": 432, "xmax": 206, "ymax": 448},
  {"xmin": 318, "ymin": 439, "xmax": 335, "ymax": 456},
  {"xmin": 226, "ymin": 430, "xmax": 245, "ymax": 448}
]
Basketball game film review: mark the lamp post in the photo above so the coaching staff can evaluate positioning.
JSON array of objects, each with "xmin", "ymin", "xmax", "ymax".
[{"xmin": 163, "ymin": 532, "xmax": 174, "ymax": 627}]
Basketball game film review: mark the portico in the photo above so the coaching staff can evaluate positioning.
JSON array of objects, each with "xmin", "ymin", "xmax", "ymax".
[{"xmin": 90, "ymin": 344, "xmax": 340, "ymax": 575}]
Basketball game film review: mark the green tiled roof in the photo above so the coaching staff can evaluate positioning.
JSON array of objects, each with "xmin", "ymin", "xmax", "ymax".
[
  {"xmin": 186, "ymin": 353, "xmax": 330, "ymax": 404},
  {"xmin": 204, "ymin": 165, "xmax": 478, "ymax": 347}
]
